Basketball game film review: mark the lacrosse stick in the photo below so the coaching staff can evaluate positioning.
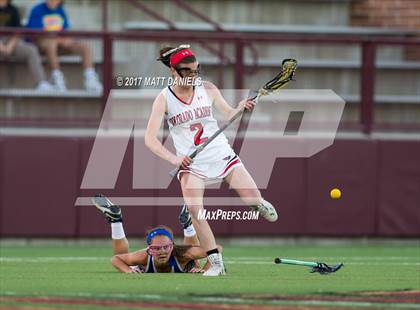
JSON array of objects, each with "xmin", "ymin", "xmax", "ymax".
[
  {"xmin": 274, "ymin": 258, "xmax": 344, "ymax": 275},
  {"xmin": 169, "ymin": 58, "xmax": 298, "ymax": 177}
]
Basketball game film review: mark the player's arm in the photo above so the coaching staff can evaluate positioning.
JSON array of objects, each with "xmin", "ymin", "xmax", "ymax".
[
  {"xmin": 145, "ymin": 92, "xmax": 192, "ymax": 168},
  {"xmin": 183, "ymin": 244, "xmax": 223, "ymax": 260},
  {"xmin": 111, "ymin": 250, "xmax": 148, "ymax": 273},
  {"xmin": 203, "ymin": 81, "xmax": 255, "ymax": 120}
]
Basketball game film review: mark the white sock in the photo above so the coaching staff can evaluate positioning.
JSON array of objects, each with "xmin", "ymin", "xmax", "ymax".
[
  {"xmin": 52, "ymin": 69, "xmax": 63, "ymax": 76},
  {"xmin": 84, "ymin": 67, "xmax": 95, "ymax": 77},
  {"xmin": 208, "ymin": 253, "xmax": 223, "ymax": 266},
  {"xmin": 111, "ymin": 222, "xmax": 125, "ymax": 240},
  {"xmin": 183, "ymin": 225, "xmax": 196, "ymax": 237}
]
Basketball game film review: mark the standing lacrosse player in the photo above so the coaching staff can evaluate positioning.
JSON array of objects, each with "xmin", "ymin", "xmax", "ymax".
[{"xmin": 145, "ymin": 45, "xmax": 278, "ymax": 276}]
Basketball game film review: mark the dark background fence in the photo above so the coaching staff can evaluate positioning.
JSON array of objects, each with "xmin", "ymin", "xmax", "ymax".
[{"xmin": 0, "ymin": 135, "xmax": 418, "ymax": 238}]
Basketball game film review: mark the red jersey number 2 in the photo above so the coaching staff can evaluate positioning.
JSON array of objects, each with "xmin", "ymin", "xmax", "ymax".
[{"xmin": 190, "ymin": 123, "xmax": 208, "ymax": 146}]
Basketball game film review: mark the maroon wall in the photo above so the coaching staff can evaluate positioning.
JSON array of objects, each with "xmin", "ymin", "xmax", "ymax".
[
  {"xmin": 0, "ymin": 134, "xmax": 419, "ymax": 238},
  {"xmin": 376, "ymin": 141, "xmax": 420, "ymax": 236}
]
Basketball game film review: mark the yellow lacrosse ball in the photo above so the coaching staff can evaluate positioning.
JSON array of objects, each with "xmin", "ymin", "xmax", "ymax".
[{"xmin": 330, "ymin": 188, "xmax": 341, "ymax": 199}]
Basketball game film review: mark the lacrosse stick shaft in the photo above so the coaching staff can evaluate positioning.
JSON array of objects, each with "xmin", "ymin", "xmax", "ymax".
[
  {"xmin": 191, "ymin": 108, "xmax": 245, "ymax": 158},
  {"xmin": 274, "ymin": 258, "xmax": 318, "ymax": 267}
]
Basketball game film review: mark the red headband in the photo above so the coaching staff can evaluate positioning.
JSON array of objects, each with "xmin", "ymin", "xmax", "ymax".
[{"xmin": 170, "ymin": 49, "xmax": 195, "ymax": 67}]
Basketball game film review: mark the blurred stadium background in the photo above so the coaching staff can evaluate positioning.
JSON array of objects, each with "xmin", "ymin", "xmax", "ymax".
[{"xmin": 0, "ymin": 0, "xmax": 419, "ymax": 240}]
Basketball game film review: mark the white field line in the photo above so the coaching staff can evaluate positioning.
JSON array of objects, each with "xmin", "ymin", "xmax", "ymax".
[
  {"xmin": 0, "ymin": 256, "xmax": 419, "ymax": 266},
  {"xmin": 1, "ymin": 290, "xmax": 419, "ymax": 309},
  {"xmin": 0, "ymin": 257, "xmax": 106, "ymax": 263}
]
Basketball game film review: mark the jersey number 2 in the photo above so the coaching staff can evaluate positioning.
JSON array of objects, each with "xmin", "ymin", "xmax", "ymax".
[{"xmin": 190, "ymin": 123, "xmax": 208, "ymax": 146}]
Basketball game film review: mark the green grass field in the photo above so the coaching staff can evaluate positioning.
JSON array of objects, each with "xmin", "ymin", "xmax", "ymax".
[{"xmin": 1, "ymin": 243, "xmax": 419, "ymax": 309}]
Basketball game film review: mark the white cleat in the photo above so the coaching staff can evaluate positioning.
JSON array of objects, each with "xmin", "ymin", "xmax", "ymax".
[
  {"xmin": 203, "ymin": 265, "xmax": 226, "ymax": 276},
  {"xmin": 251, "ymin": 199, "xmax": 278, "ymax": 222},
  {"xmin": 91, "ymin": 194, "xmax": 122, "ymax": 223},
  {"xmin": 203, "ymin": 253, "xmax": 226, "ymax": 277}
]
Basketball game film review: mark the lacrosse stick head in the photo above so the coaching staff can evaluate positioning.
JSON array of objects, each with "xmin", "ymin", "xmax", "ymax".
[
  {"xmin": 262, "ymin": 58, "xmax": 298, "ymax": 92},
  {"xmin": 310, "ymin": 263, "xmax": 344, "ymax": 275},
  {"xmin": 281, "ymin": 58, "xmax": 298, "ymax": 81}
]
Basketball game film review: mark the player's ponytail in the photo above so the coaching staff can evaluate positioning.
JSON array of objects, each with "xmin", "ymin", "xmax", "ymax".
[{"xmin": 157, "ymin": 46, "xmax": 175, "ymax": 68}]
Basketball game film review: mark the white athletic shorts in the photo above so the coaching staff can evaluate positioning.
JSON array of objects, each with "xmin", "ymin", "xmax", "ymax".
[{"xmin": 177, "ymin": 150, "xmax": 242, "ymax": 181}]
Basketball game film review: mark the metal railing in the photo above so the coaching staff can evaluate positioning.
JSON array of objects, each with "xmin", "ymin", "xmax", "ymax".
[
  {"xmin": 1, "ymin": 27, "xmax": 419, "ymax": 134},
  {"xmin": 123, "ymin": 0, "xmax": 235, "ymax": 86}
]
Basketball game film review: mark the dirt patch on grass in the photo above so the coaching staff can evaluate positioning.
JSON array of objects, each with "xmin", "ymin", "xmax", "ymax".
[
  {"xmin": 1, "ymin": 291, "xmax": 419, "ymax": 310},
  {"xmin": 0, "ymin": 296, "xmax": 326, "ymax": 310},
  {"xmin": 232, "ymin": 290, "xmax": 420, "ymax": 304},
  {"xmin": 356, "ymin": 290, "xmax": 420, "ymax": 297}
]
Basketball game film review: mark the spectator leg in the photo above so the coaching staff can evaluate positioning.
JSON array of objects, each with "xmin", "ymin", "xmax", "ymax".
[
  {"xmin": 12, "ymin": 40, "xmax": 46, "ymax": 86},
  {"xmin": 60, "ymin": 39, "xmax": 94, "ymax": 69},
  {"xmin": 38, "ymin": 38, "xmax": 60, "ymax": 70}
]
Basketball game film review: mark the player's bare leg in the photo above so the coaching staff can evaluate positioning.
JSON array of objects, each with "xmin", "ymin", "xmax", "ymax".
[
  {"xmin": 180, "ymin": 173, "xmax": 225, "ymax": 276},
  {"xmin": 180, "ymin": 173, "xmax": 213, "ymax": 249},
  {"xmin": 112, "ymin": 238, "xmax": 129, "ymax": 255},
  {"xmin": 225, "ymin": 165, "xmax": 278, "ymax": 222},
  {"xmin": 184, "ymin": 234, "xmax": 200, "ymax": 246}
]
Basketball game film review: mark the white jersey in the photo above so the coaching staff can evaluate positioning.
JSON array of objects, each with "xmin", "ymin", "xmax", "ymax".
[{"xmin": 165, "ymin": 84, "xmax": 232, "ymax": 165}]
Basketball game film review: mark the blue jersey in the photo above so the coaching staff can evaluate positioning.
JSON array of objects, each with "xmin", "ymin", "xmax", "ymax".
[
  {"xmin": 144, "ymin": 254, "xmax": 187, "ymax": 273},
  {"xmin": 26, "ymin": 2, "xmax": 69, "ymax": 31}
]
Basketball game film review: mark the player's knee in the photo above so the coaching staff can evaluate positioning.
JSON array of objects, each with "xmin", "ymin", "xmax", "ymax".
[
  {"xmin": 110, "ymin": 255, "xmax": 117, "ymax": 266},
  {"xmin": 186, "ymin": 204, "xmax": 203, "ymax": 219},
  {"xmin": 216, "ymin": 244, "xmax": 223, "ymax": 253}
]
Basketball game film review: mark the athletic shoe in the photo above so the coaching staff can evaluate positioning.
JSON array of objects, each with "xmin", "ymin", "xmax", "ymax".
[
  {"xmin": 51, "ymin": 69, "xmax": 67, "ymax": 91},
  {"xmin": 178, "ymin": 204, "xmax": 192, "ymax": 229},
  {"xmin": 91, "ymin": 194, "xmax": 122, "ymax": 223},
  {"xmin": 35, "ymin": 80, "xmax": 54, "ymax": 92},
  {"xmin": 84, "ymin": 68, "xmax": 103, "ymax": 93},
  {"xmin": 203, "ymin": 253, "xmax": 226, "ymax": 276},
  {"xmin": 251, "ymin": 200, "xmax": 278, "ymax": 222}
]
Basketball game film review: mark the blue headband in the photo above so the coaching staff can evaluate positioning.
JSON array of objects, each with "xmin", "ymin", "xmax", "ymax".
[{"xmin": 146, "ymin": 228, "xmax": 173, "ymax": 245}]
